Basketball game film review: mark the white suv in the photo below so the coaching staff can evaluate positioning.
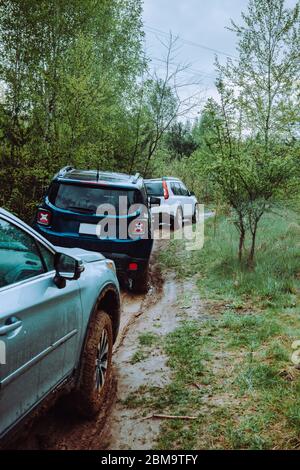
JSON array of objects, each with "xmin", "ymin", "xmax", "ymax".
[{"xmin": 145, "ymin": 178, "xmax": 199, "ymax": 228}]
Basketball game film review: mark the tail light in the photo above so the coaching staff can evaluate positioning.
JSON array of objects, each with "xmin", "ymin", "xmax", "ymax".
[
  {"xmin": 162, "ymin": 180, "xmax": 169, "ymax": 199},
  {"xmin": 37, "ymin": 209, "xmax": 52, "ymax": 226},
  {"xmin": 128, "ymin": 262, "xmax": 138, "ymax": 271}
]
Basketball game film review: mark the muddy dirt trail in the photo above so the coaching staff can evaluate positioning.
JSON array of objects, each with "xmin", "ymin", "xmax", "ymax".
[
  {"xmin": 101, "ymin": 275, "xmax": 206, "ymax": 450},
  {"xmin": 12, "ymin": 236, "xmax": 207, "ymax": 450}
]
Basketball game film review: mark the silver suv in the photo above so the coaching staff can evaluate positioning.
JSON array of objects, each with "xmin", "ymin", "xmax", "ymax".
[
  {"xmin": 145, "ymin": 178, "xmax": 199, "ymax": 228},
  {"xmin": 0, "ymin": 208, "xmax": 120, "ymax": 446}
]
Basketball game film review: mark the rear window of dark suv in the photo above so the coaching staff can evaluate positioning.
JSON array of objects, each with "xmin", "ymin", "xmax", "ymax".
[{"xmin": 48, "ymin": 182, "xmax": 143, "ymax": 214}]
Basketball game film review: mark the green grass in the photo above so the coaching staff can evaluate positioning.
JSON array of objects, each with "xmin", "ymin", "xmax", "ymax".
[
  {"xmin": 130, "ymin": 208, "xmax": 300, "ymax": 449},
  {"xmin": 224, "ymin": 415, "xmax": 272, "ymax": 450},
  {"xmin": 138, "ymin": 332, "xmax": 159, "ymax": 347},
  {"xmin": 129, "ymin": 350, "xmax": 148, "ymax": 364},
  {"xmin": 129, "ymin": 332, "xmax": 160, "ymax": 364},
  {"xmin": 219, "ymin": 311, "xmax": 282, "ymax": 349},
  {"xmin": 159, "ymin": 209, "xmax": 300, "ymax": 309}
]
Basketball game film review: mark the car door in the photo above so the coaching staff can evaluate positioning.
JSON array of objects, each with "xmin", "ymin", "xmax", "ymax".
[
  {"xmin": 0, "ymin": 215, "xmax": 82, "ymax": 439},
  {"xmin": 168, "ymin": 182, "xmax": 181, "ymax": 217},
  {"xmin": 179, "ymin": 182, "xmax": 194, "ymax": 219},
  {"xmin": 171, "ymin": 182, "xmax": 184, "ymax": 212}
]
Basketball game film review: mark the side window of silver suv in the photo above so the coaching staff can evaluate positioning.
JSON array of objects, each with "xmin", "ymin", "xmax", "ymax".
[
  {"xmin": 171, "ymin": 182, "xmax": 181, "ymax": 196},
  {"xmin": 38, "ymin": 242, "xmax": 55, "ymax": 271},
  {"xmin": 0, "ymin": 218, "xmax": 45, "ymax": 288},
  {"xmin": 180, "ymin": 183, "xmax": 189, "ymax": 196}
]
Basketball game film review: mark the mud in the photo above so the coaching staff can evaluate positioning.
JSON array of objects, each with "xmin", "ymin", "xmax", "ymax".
[
  {"xmin": 11, "ymin": 236, "xmax": 207, "ymax": 450},
  {"xmin": 101, "ymin": 252, "xmax": 208, "ymax": 450}
]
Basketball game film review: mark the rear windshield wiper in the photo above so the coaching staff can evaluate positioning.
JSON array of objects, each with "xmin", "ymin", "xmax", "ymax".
[{"xmin": 67, "ymin": 206, "xmax": 95, "ymax": 214}]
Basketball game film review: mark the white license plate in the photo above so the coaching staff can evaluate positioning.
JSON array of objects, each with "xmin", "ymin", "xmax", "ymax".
[{"xmin": 79, "ymin": 223, "xmax": 99, "ymax": 236}]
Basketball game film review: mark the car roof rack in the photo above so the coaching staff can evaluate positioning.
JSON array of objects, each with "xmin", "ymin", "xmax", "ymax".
[
  {"xmin": 162, "ymin": 176, "xmax": 181, "ymax": 181},
  {"xmin": 58, "ymin": 166, "xmax": 74, "ymax": 177}
]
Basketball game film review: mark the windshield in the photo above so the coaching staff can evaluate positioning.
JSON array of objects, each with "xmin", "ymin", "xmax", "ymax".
[
  {"xmin": 48, "ymin": 182, "xmax": 141, "ymax": 213},
  {"xmin": 145, "ymin": 182, "xmax": 164, "ymax": 197}
]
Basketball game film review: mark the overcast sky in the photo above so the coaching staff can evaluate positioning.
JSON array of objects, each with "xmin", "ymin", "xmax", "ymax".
[{"xmin": 142, "ymin": 0, "xmax": 297, "ymax": 118}]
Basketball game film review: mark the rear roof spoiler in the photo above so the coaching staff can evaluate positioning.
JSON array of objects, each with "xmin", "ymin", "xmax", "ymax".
[
  {"xmin": 58, "ymin": 166, "xmax": 74, "ymax": 177},
  {"xmin": 131, "ymin": 173, "xmax": 140, "ymax": 183}
]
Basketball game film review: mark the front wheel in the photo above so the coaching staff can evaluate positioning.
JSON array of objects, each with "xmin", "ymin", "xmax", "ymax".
[{"xmin": 73, "ymin": 311, "xmax": 113, "ymax": 418}]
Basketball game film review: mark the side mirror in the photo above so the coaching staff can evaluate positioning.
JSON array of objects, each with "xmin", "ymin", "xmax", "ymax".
[
  {"xmin": 54, "ymin": 253, "xmax": 85, "ymax": 288},
  {"xmin": 149, "ymin": 196, "xmax": 161, "ymax": 206},
  {"xmin": 189, "ymin": 191, "xmax": 195, "ymax": 196}
]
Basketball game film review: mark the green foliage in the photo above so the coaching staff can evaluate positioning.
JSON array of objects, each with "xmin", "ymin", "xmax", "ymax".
[
  {"xmin": 129, "ymin": 350, "xmax": 148, "ymax": 365},
  {"xmin": 129, "ymin": 331, "xmax": 160, "ymax": 364},
  {"xmin": 164, "ymin": 122, "xmax": 198, "ymax": 160},
  {"xmin": 165, "ymin": 321, "xmax": 209, "ymax": 381},
  {"xmin": 0, "ymin": 1, "xmax": 187, "ymax": 219},
  {"xmin": 225, "ymin": 416, "xmax": 271, "ymax": 449},
  {"xmin": 160, "ymin": 209, "xmax": 300, "ymax": 309},
  {"xmin": 191, "ymin": 0, "xmax": 300, "ymax": 265},
  {"xmin": 220, "ymin": 312, "xmax": 281, "ymax": 349},
  {"xmin": 148, "ymin": 208, "xmax": 300, "ymax": 449},
  {"xmin": 138, "ymin": 332, "xmax": 159, "ymax": 347},
  {"xmin": 0, "ymin": 0, "xmax": 145, "ymax": 220}
]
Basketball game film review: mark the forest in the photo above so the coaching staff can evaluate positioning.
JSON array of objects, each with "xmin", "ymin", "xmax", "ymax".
[
  {"xmin": 1, "ymin": 0, "xmax": 300, "ymax": 451},
  {"xmin": 0, "ymin": 0, "xmax": 299, "ymax": 263}
]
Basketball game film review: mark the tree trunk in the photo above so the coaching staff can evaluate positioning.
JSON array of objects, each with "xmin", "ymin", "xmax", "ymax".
[
  {"xmin": 248, "ymin": 229, "xmax": 257, "ymax": 269},
  {"xmin": 238, "ymin": 228, "xmax": 245, "ymax": 263},
  {"xmin": 236, "ymin": 212, "xmax": 245, "ymax": 263}
]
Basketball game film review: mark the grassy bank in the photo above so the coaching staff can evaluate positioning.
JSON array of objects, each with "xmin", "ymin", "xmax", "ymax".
[
  {"xmin": 128, "ymin": 209, "xmax": 300, "ymax": 449},
  {"xmin": 160, "ymin": 208, "xmax": 300, "ymax": 310}
]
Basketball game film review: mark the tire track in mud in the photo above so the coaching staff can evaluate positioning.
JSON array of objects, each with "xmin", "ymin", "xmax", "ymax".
[
  {"xmin": 97, "ymin": 240, "xmax": 207, "ymax": 451},
  {"xmin": 99, "ymin": 273, "xmax": 179, "ymax": 450},
  {"xmin": 12, "ymin": 235, "xmax": 206, "ymax": 450},
  {"xmin": 11, "ymin": 240, "xmax": 166, "ymax": 450}
]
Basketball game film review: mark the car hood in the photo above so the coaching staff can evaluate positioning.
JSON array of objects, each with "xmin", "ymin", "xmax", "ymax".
[{"xmin": 54, "ymin": 246, "xmax": 105, "ymax": 263}]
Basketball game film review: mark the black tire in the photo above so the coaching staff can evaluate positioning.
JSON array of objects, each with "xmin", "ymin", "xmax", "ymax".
[
  {"xmin": 173, "ymin": 207, "xmax": 183, "ymax": 231},
  {"xmin": 131, "ymin": 265, "xmax": 150, "ymax": 294},
  {"xmin": 73, "ymin": 311, "xmax": 113, "ymax": 418},
  {"xmin": 192, "ymin": 204, "xmax": 199, "ymax": 224}
]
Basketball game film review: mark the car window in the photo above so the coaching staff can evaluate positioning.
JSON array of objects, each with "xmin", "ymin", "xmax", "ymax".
[
  {"xmin": 0, "ymin": 218, "xmax": 45, "ymax": 288},
  {"xmin": 145, "ymin": 182, "xmax": 164, "ymax": 197},
  {"xmin": 170, "ymin": 182, "xmax": 178, "ymax": 195},
  {"xmin": 140, "ymin": 184, "xmax": 148, "ymax": 205},
  {"xmin": 48, "ymin": 182, "xmax": 141, "ymax": 213},
  {"xmin": 175, "ymin": 183, "xmax": 182, "ymax": 195},
  {"xmin": 38, "ymin": 242, "xmax": 55, "ymax": 271},
  {"xmin": 180, "ymin": 183, "xmax": 189, "ymax": 196}
]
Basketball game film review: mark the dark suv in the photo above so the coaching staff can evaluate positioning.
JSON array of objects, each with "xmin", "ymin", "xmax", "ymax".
[{"xmin": 33, "ymin": 167, "xmax": 154, "ymax": 292}]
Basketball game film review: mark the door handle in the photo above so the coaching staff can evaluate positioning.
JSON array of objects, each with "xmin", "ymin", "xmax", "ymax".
[{"xmin": 0, "ymin": 319, "xmax": 22, "ymax": 336}]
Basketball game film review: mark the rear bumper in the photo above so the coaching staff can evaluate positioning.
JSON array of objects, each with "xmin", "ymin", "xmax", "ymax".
[
  {"xmin": 34, "ymin": 225, "xmax": 152, "ymax": 278},
  {"xmin": 102, "ymin": 253, "xmax": 149, "ymax": 280},
  {"xmin": 151, "ymin": 205, "xmax": 177, "ymax": 216}
]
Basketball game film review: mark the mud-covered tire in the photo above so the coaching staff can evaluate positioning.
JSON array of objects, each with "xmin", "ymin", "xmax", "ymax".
[
  {"xmin": 131, "ymin": 266, "xmax": 150, "ymax": 294},
  {"xmin": 73, "ymin": 311, "xmax": 113, "ymax": 418}
]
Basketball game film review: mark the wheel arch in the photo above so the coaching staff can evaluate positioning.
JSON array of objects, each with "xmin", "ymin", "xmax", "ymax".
[
  {"xmin": 74, "ymin": 283, "xmax": 120, "ymax": 388},
  {"xmin": 96, "ymin": 283, "xmax": 120, "ymax": 343}
]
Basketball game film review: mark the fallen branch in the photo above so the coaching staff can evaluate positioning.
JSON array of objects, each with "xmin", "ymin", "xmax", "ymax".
[
  {"xmin": 141, "ymin": 414, "xmax": 197, "ymax": 421},
  {"xmin": 192, "ymin": 383, "xmax": 201, "ymax": 390}
]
